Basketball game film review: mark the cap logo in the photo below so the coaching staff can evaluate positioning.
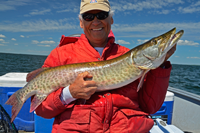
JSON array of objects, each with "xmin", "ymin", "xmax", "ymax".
[{"xmin": 90, "ymin": 0, "xmax": 97, "ymax": 3}]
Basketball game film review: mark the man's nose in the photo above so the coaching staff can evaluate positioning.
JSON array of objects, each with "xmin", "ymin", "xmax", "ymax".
[{"xmin": 92, "ymin": 17, "xmax": 101, "ymax": 25}]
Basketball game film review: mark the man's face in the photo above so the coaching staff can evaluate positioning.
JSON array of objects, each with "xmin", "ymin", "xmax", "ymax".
[{"xmin": 80, "ymin": 10, "xmax": 113, "ymax": 47}]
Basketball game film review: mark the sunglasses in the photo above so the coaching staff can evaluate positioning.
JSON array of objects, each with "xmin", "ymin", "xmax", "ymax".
[{"xmin": 82, "ymin": 11, "xmax": 109, "ymax": 21}]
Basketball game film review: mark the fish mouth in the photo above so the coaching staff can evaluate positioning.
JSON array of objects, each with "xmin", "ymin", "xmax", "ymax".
[
  {"xmin": 153, "ymin": 28, "xmax": 184, "ymax": 67},
  {"xmin": 170, "ymin": 29, "xmax": 184, "ymax": 46},
  {"xmin": 160, "ymin": 28, "xmax": 184, "ymax": 55}
]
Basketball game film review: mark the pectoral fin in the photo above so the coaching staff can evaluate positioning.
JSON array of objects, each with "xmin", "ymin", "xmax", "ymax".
[
  {"xmin": 30, "ymin": 94, "xmax": 47, "ymax": 112},
  {"xmin": 137, "ymin": 69, "xmax": 150, "ymax": 92}
]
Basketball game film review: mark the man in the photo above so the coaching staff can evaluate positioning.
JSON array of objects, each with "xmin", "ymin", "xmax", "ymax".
[{"xmin": 34, "ymin": 0, "xmax": 174, "ymax": 132}]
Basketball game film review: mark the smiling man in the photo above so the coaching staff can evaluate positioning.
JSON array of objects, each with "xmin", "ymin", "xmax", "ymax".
[{"xmin": 34, "ymin": 0, "xmax": 173, "ymax": 132}]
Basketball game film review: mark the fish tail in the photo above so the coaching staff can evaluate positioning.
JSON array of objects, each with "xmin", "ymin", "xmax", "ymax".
[{"xmin": 5, "ymin": 92, "xmax": 24, "ymax": 123}]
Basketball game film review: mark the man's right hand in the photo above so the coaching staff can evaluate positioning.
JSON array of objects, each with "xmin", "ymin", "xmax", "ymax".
[{"xmin": 69, "ymin": 71, "xmax": 97, "ymax": 100}]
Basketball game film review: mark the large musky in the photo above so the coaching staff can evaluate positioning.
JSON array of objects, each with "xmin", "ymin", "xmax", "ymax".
[{"xmin": 0, "ymin": 0, "xmax": 200, "ymax": 65}]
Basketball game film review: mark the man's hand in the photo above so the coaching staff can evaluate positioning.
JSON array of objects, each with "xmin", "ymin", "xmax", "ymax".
[
  {"xmin": 160, "ymin": 44, "xmax": 177, "ymax": 68},
  {"xmin": 164, "ymin": 44, "xmax": 177, "ymax": 62},
  {"xmin": 69, "ymin": 71, "xmax": 97, "ymax": 100}
]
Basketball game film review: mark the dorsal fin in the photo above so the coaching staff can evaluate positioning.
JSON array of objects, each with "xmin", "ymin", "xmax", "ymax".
[{"xmin": 26, "ymin": 68, "xmax": 47, "ymax": 82}]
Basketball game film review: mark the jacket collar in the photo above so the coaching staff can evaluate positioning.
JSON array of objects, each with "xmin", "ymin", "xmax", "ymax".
[
  {"xmin": 77, "ymin": 31, "xmax": 115, "ymax": 59},
  {"xmin": 58, "ymin": 30, "xmax": 115, "ymax": 60},
  {"xmin": 58, "ymin": 30, "xmax": 115, "ymax": 47}
]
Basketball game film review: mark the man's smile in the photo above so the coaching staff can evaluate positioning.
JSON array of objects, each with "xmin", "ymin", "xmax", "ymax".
[{"xmin": 92, "ymin": 27, "xmax": 103, "ymax": 31}]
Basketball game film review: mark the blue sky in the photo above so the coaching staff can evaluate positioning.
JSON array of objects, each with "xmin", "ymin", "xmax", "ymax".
[{"xmin": 0, "ymin": 0, "xmax": 200, "ymax": 65}]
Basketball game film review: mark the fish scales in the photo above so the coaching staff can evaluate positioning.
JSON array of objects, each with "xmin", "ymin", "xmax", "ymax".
[
  {"xmin": 92, "ymin": 53, "xmax": 140, "ymax": 89},
  {"xmin": 6, "ymin": 28, "xmax": 184, "ymax": 122}
]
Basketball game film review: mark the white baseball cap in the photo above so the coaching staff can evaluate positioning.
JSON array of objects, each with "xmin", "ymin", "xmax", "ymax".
[{"xmin": 80, "ymin": 0, "xmax": 110, "ymax": 14}]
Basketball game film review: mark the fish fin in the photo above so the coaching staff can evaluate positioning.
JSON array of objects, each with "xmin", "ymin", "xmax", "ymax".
[
  {"xmin": 137, "ymin": 70, "xmax": 150, "ymax": 92},
  {"xmin": 138, "ymin": 62, "xmax": 153, "ymax": 69},
  {"xmin": 143, "ymin": 53, "xmax": 156, "ymax": 60},
  {"xmin": 30, "ymin": 94, "xmax": 47, "ymax": 112},
  {"xmin": 26, "ymin": 68, "xmax": 47, "ymax": 82},
  {"xmin": 5, "ymin": 92, "xmax": 24, "ymax": 122}
]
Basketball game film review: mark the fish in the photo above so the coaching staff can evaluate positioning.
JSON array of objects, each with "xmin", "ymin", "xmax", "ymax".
[{"xmin": 6, "ymin": 27, "xmax": 184, "ymax": 122}]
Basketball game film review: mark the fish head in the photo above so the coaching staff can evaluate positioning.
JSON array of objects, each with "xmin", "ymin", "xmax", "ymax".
[{"xmin": 131, "ymin": 28, "xmax": 184, "ymax": 69}]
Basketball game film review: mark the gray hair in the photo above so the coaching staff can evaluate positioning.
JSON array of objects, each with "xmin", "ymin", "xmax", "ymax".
[{"xmin": 79, "ymin": 10, "xmax": 114, "ymax": 21}]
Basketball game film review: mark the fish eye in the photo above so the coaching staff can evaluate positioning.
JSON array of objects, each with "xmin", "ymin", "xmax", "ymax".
[{"xmin": 151, "ymin": 40, "xmax": 157, "ymax": 44}]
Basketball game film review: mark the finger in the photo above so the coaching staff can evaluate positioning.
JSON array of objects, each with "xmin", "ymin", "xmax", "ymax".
[
  {"xmin": 78, "ymin": 71, "xmax": 93, "ymax": 79},
  {"xmin": 83, "ymin": 87, "xmax": 97, "ymax": 99},
  {"xmin": 85, "ymin": 72, "xmax": 93, "ymax": 78},
  {"xmin": 78, "ymin": 71, "xmax": 89, "ymax": 77},
  {"xmin": 84, "ymin": 80, "xmax": 97, "ymax": 88},
  {"xmin": 78, "ymin": 71, "xmax": 94, "ymax": 81}
]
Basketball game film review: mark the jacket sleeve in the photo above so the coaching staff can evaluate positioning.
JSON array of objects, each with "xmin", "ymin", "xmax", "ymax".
[
  {"xmin": 35, "ymin": 48, "xmax": 74, "ymax": 118},
  {"xmin": 138, "ymin": 61, "xmax": 172, "ymax": 114}
]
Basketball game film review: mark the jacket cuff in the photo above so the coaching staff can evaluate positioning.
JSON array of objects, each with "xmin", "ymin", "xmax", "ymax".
[
  {"xmin": 149, "ymin": 61, "xmax": 172, "ymax": 77},
  {"xmin": 60, "ymin": 86, "xmax": 76, "ymax": 105},
  {"xmin": 53, "ymin": 88, "xmax": 68, "ymax": 110}
]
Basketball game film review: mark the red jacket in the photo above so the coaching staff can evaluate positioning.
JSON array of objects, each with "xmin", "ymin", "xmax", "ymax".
[{"xmin": 35, "ymin": 32, "xmax": 172, "ymax": 133}]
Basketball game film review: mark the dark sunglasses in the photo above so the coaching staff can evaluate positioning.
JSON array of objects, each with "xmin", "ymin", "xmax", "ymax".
[{"xmin": 82, "ymin": 11, "xmax": 109, "ymax": 21}]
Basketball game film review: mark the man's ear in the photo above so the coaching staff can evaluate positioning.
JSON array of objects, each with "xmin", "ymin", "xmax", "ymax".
[
  {"xmin": 111, "ymin": 17, "xmax": 114, "ymax": 25},
  {"xmin": 80, "ymin": 19, "xmax": 83, "ymax": 28}
]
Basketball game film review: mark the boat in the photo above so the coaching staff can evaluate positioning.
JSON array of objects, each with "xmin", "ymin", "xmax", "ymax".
[
  {"xmin": 167, "ymin": 86, "xmax": 200, "ymax": 132},
  {"xmin": 0, "ymin": 72, "xmax": 200, "ymax": 133}
]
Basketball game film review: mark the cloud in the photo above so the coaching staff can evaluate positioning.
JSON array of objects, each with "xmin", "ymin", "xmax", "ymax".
[
  {"xmin": 116, "ymin": 40, "xmax": 130, "ymax": 44},
  {"xmin": 14, "ymin": 43, "xmax": 18, "ymax": 45},
  {"xmin": 0, "ymin": 34, "xmax": 6, "ymax": 38},
  {"xmin": 25, "ymin": 9, "xmax": 51, "ymax": 16},
  {"xmin": 37, "ymin": 45, "xmax": 51, "ymax": 47},
  {"xmin": 0, "ymin": 19, "xmax": 199, "ymax": 43},
  {"xmin": 187, "ymin": 57, "xmax": 200, "ymax": 59},
  {"xmin": 0, "ymin": 39, "xmax": 5, "ymax": 42},
  {"xmin": 111, "ymin": 0, "xmax": 184, "ymax": 12},
  {"xmin": 20, "ymin": 35, "xmax": 25, "ymax": 38},
  {"xmin": 32, "ymin": 40, "xmax": 55, "ymax": 45},
  {"xmin": 175, "ymin": 56, "xmax": 179, "ymax": 58},
  {"xmin": 0, "ymin": 19, "xmax": 79, "ymax": 32},
  {"xmin": 178, "ymin": 1, "xmax": 200, "ymax": 13},
  {"xmin": 112, "ymin": 22, "xmax": 200, "ymax": 41},
  {"xmin": 30, "ymin": 9, "xmax": 51, "ymax": 15},
  {"xmin": 137, "ymin": 39, "xmax": 149, "ymax": 44},
  {"xmin": 135, "ymin": 39, "xmax": 199, "ymax": 47},
  {"xmin": 0, "ymin": 0, "xmax": 32, "ymax": 11},
  {"xmin": 40, "ymin": 40, "xmax": 55, "ymax": 44},
  {"xmin": 112, "ymin": 22, "xmax": 200, "ymax": 33},
  {"xmin": 0, "ymin": 39, "xmax": 8, "ymax": 44},
  {"xmin": 26, "ymin": 34, "xmax": 44, "ymax": 38},
  {"xmin": 52, "ymin": 1, "xmax": 79, "ymax": 13},
  {"xmin": 11, "ymin": 38, "xmax": 16, "ymax": 41},
  {"xmin": 149, "ymin": 9, "xmax": 175, "ymax": 14},
  {"xmin": 177, "ymin": 40, "xmax": 199, "ymax": 46},
  {"xmin": 178, "ymin": 7, "xmax": 200, "ymax": 13},
  {"xmin": 0, "ymin": 44, "xmax": 6, "ymax": 46},
  {"xmin": 32, "ymin": 40, "xmax": 39, "ymax": 44},
  {"xmin": 57, "ymin": 8, "xmax": 78, "ymax": 13},
  {"xmin": 110, "ymin": 0, "xmax": 200, "ymax": 15}
]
